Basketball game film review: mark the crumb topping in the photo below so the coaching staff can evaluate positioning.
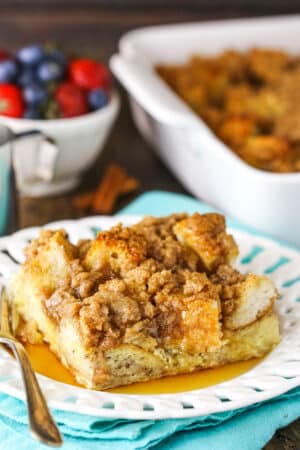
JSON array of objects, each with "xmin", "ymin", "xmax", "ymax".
[
  {"xmin": 173, "ymin": 213, "xmax": 238, "ymax": 271},
  {"xmin": 18, "ymin": 213, "xmax": 274, "ymax": 359},
  {"xmin": 157, "ymin": 48, "xmax": 300, "ymax": 173},
  {"xmin": 210, "ymin": 264, "xmax": 246, "ymax": 316}
]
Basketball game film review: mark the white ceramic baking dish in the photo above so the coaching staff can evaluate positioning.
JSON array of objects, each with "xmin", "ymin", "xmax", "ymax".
[{"xmin": 110, "ymin": 15, "xmax": 300, "ymax": 247}]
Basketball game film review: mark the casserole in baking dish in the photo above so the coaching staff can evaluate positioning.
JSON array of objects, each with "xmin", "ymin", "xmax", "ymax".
[{"xmin": 110, "ymin": 15, "xmax": 300, "ymax": 247}]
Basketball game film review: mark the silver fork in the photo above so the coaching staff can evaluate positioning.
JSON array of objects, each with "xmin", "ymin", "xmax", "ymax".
[{"xmin": 0, "ymin": 287, "xmax": 63, "ymax": 446}]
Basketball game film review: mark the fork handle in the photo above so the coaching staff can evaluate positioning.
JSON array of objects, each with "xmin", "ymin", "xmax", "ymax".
[{"xmin": 3, "ymin": 338, "xmax": 62, "ymax": 446}]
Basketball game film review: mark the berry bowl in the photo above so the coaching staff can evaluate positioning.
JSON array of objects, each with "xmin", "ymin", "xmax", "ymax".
[
  {"xmin": 0, "ymin": 45, "xmax": 120, "ymax": 196},
  {"xmin": 0, "ymin": 92, "xmax": 120, "ymax": 196}
]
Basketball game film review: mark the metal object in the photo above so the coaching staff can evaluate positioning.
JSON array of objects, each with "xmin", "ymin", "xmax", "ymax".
[
  {"xmin": 0, "ymin": 127, "xmax": 18, "ymax": 235},
  {"xmin": 0, "ymin": 287, "xmax": 63, "ymax": 446}
]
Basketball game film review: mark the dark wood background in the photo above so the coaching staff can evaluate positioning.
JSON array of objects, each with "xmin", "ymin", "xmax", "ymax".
[
  {"xmin": 1, "ymin": 2, "xmax": 300, "ymax": 448},
  {"xmin": 0, "ymin": 1, "xmax": 300, "ymax": 58}
]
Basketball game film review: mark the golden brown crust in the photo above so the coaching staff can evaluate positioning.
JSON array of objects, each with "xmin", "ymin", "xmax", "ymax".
[
  {"xmin": 173, "ymin": 213, "xmax": 238, "ymax": 271},
  {"xmin": 247, "ymin": 48, "xmax": 289, "ymax": 84},
  {"xmin": 84, "ymin": 224, "xmax": 148, "ymax": 274}
]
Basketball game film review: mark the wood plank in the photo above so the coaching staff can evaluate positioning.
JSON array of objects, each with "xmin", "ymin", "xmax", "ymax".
[{"xmin": 0, "ymin": 0, "xmax": 299, "ymax": 13}]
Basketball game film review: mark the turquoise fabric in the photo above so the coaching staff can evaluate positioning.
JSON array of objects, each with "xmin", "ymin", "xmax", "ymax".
[
  {"xmin": 0, "ymin": 156, "xmax": 9, "ymax": 235},
  {"xmin": 1, "ymin": 388, "xmax": 300, "ymax": 450},
  {"xmin": 1, "ymin": 190, "xmax": 299, "ymax": 450}
]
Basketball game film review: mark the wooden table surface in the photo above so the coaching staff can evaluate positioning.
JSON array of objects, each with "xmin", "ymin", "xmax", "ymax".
[{"xmin": 2, "ymin": 5, "xmax": 300, "ymax": 448}]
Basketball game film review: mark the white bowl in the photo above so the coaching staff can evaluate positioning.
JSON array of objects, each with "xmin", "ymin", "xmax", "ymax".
[
  {"xmin": 0, "ymin": 90, "xmax": 120, "ymax": 196},
  {"xmin": 110, "ymin": 15, "xmax": 300, "ymax": 248}
]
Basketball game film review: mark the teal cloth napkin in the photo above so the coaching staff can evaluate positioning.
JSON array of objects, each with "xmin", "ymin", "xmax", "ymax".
[
  {"xmin": 0, "ymin": 156, "xmax": 10, "ymax": 235},
  {"xmin": 1, "ymin": 190, "xmax": 299, "ymax": 450}
]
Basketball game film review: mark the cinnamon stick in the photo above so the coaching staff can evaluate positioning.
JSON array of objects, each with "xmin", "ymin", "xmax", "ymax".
[
  {"xmin": 73, "ymin": 163, "xmax": 139, "ymax": 214},
  {"xmin": 92, "ymin": 164, "xmax": 128, "ymax": 213},
  {"xmin": 121, "ymin": 176, "xmax": 140, "ymax": 196},
  {"xmin": 73, "ymin": 192, "xmax": 94, "ymax": 210}
]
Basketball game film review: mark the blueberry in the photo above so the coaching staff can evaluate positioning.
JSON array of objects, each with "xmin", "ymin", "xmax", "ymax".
[
  {"xmin": 46, "ymin": 49, "xmax": 67, "ymax": 68},
  {"xmin": 17, "ymin": 67, "xmax": 36, "ymax": 87},
  {"xmin": 23, "ymin": 106, "xmax": 42, "ymax": 119},
  {"xmin": 17, "ymin": 45, "xmax": 44, "ymax": 66},
  {"xmin": 88, "ymin": 89, "xmax": 108, "ymax": 110},
  {"xmin": 23, "ymin": 83, "xmax": 48, "ymax": 104},
  {"xmin": 37, "ymin": 59, "xmax": 65, "ymax": 83},
  {"xmin": 0, "ymin": 59, "xmax": 18, "ymax": 82}
]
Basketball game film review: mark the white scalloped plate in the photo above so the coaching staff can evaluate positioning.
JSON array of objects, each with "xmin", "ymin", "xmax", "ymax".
[{"xmin": 0, "ymin": 215, "xmax": 300, "ymax": 420}]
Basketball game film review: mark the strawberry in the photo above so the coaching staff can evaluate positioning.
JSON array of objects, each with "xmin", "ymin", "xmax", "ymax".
[
  {"xmin": 69, "ymin": 58, "xmax": 110, "ymax": 90},
  {"xmin": 0, "ymin": 84, "xmax": 24, "ymax": 117},
  {"xmin": 55, "ymin": 82, "xmax": 88, "ymax": 118},
  {"xmin": 0, "ymin": 50, "xmax": 11, "ymax": 62}
]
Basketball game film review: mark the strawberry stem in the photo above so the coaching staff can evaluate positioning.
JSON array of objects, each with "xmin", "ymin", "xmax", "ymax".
[{"xmin": 0, "ymin": 99, "xmax": 9, "ymax": 112}]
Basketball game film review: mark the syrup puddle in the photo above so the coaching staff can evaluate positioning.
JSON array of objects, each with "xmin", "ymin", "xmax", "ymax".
[{"xmin": 24, "ymin": 343, "xmax": 261, "ymax": 395}]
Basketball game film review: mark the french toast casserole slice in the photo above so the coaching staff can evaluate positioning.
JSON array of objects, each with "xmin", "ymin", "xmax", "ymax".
[{"xmin": 9, "ymin": 213, "xmax": 280, "ymax": 389}]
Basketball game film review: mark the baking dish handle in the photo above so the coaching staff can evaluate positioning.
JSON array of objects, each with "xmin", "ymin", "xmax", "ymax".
[{"xmin": 110, "ymin": 54, "xmax": 201, "ymax": 127}]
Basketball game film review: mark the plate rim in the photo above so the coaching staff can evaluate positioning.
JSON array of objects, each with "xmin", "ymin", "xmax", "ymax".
[{"xmin": 0, "ymin": 214, "xmax": 299, "ymax": 419}]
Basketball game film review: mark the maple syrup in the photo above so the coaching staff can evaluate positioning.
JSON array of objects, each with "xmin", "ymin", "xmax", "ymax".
[{"xmin": 25, "ymin": 343, "xmax": 261, "ymax": 395}]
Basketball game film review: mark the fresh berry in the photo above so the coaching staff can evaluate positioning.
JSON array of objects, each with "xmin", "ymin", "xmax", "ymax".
[
  {"xmin": 69, "ymin": 58, "xmax": 110, "ymax": 90},
  {"xmin": 0, "ymin": 50, "xmax": 11, "ymax": 62},
  {"xmin": 17, "ymin": 67, "xmax": 36, "ymax": 87},
  {"xmin": 46, "ymin": 48, "xmax": 67, "ymax": 68},
  {"xmin": 37, "ymin": 59, "xmax": 65, "ymax": 83},
  {"xmin": 23, "ymin": 105, "xmax": 42, "ymax": 119},
  {"xmin": 23, "ymin": 83, "xmax": 48, "ymax": 104},
  {"xmin": 17, "ymin": 45, "xmax": 44, "ymax": 66},
  {"xmin": 0, "ymin": 45, "xmax": 110, "ymax": 119},
  {"xmin": 0, "ymin": 60, "xmax": 18, "ymax": 83},
  {"xmin": 55, "ymin": 82, "xmax": 88, "ymax": 117},
  {"xmin": 0, "ymin": 84, "xmax": 24, "ymax": 117},
  {"xmin": 88, "ymin": 88, "xmax": 108, "ymax": 110}
]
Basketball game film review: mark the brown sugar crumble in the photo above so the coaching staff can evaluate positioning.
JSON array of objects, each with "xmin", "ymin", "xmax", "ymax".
[
  {"xmin": 22, "ymin": 213, "xmax": 237, "ymax": 355},
  {"xmin": 156, "ymin": 48, "xmax": 300, "ymax": 173}
]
